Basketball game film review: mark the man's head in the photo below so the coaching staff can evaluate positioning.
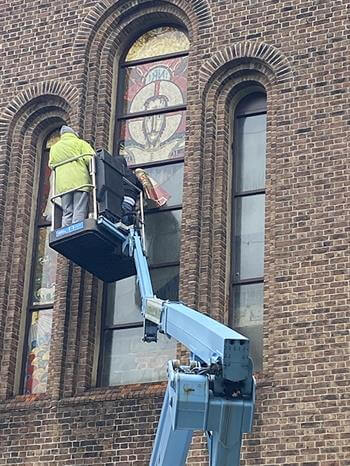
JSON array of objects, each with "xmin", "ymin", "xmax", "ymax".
[{"xmin": 60, "ymin": 125, "xmax": 78, "ymax": 136}]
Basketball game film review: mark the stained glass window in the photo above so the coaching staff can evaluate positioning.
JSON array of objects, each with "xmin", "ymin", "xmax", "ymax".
[
  {"xmin": 99, "ymin": 26, "xmax": 188, "ymax": 386},
  {"xmin": 22, "ymin": 130, "xmax": 59, "ymax": 394},
  {"xmin": 231, "ymin": 92, "xmax": 267, "ymax": 372}
]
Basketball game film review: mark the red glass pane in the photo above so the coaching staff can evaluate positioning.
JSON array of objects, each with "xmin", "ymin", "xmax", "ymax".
[
  {"xmin": 24, "ymin": 309, "xmax": 53, "ymax": 394},
  {"xmin": 122, "ymin": 56, "xmax": 188, "ymax": 115},
  {"xmin": 119, "ymin": 110, "xmax": 186, "ymax": 165}
]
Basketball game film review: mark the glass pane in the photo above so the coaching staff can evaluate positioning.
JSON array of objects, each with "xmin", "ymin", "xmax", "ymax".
[
  {"xmin": 105, "ymin": 275, "xmax": 141, "ymax": 327},
  {"xmin": 122, "ymin": 56, "xmax": 188, "ymax": 115},
  {"xmin": 100, "ymin": 327, "xmax": 176, "ymax": 385},
  {"xmin": 142, "ymin": 163, "xmax": 184, "ymax": 208},
  {"xmin": 233, "ymin": 282, "xmax": 263, "ymax": 371},
  {"xmin": 235, "ymin": 324, "xmax": 263, "ymax": 372},
  {"xmin": 233, "ymin": 283, "xmax": 264, "ymax": 327},
  {"xmin": 24, "ymin": 309, "xmax": 53, "ymax": 394},
  {"xmin": 145, "ymin": 210, "xmax": 181, "ymax": 265},
  {"xmin": 120, "ymin": 110, "xmax": 186, "ymax": 165},
  {"xmin": 235, "ymin": 113, "xmax": 266, "ymax": 192},
  {"xmin": 32, "ymin": 227, "xmax": 57, "ymax": 305},
  {"xmin": 151, "ymin": 266, "xmax": 179, "ymax": 301},
  {"xmin": 125, "ymin": 27, "xmax": 189, "ymax": 62},
  {"xmin": 39, "ymin": 160, "xmax": 53, "ymax": 224},
  {"xmin": 234, "ymin": 194, "xmax": 265, "ymax": 280}
]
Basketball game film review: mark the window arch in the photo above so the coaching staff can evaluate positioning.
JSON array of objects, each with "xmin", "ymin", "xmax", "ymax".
[
  {"xmin": 230, "ymin": 91, "xmax": 266, "ymax": 372},
  {"xmin": 98, "ymin": 25, "xmax": 189, "ymax": 386},
  {"xmin": 20, "ymin": 130, "xmax": 60, "ymax": 394}
]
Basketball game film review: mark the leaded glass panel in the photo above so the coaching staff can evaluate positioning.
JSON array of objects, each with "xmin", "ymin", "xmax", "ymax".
[
  {"xmin": 24, "ymin": 309, "xmax": 53, "ymax": 394},
  {"xmin": 125, "ymin": 27, "xmax": 189, "ymax": 62},
  {"xmin": 120, "ymin": 110, "xmax": 186, "ymax": 165},
  {"xmin": 122, "ymin": 56, "xmax": 188, "ymax": 115}
]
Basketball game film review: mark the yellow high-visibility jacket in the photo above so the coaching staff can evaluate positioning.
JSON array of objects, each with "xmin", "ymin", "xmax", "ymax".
[{"xmin": 49, "ymin": 133, "xmax": 95, "ymax": 194}]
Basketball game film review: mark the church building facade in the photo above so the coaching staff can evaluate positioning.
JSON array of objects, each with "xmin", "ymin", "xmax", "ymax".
[{"xmin": 0, "ymin": 1, "xmax": 348, "ymax": 464}]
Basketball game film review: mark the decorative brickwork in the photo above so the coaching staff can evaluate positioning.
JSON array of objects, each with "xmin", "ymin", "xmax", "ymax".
[{"xmin": 0, "ymin": 0, "xmax": 349, "ymax": 465}]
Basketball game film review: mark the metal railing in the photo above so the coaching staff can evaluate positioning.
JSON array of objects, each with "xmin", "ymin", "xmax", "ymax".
[{"xmin": 50, "ymin": 153, "xmax": 145, "ymax": 245}]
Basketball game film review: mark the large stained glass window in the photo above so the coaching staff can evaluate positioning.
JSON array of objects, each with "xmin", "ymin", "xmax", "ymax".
[
  {"xmin": 231, "ymin": 92, "xmax": 267, "ymax": 372},
  {"xmin": 22, "ymin": 131, "xmax": 59, "ymax": 394},
  {"xmin": 99, "ymin": 26, "xmax": 189, "ymax": 386}
]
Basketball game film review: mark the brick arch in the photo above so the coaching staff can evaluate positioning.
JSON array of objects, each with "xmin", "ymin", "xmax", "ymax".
[
  {"xmin": 199, "ymin": 41, "xmax": 294, "ymax": 98},
  {"xmin": 0, "ymin": 80, "xmax": 79, "ymax": 136},
  {"xmin": 74, "ymin": 0, "xmax": 213, "ymax": 53}
]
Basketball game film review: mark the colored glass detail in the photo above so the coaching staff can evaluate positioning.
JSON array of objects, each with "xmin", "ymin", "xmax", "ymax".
[
  {"xmin": 122, "ymin": 56, "xmax": 188, "ymax": 115},
  {"xmin": 24, "ymin": 309, "xmax": 53, "ymax": 394},
  {"xmin": 125, "ymin": 27, "xmax": 189, "ymax": 62},
  {"xmin": 120, "ymin": 110, "xmax": 186, "ymax": 164}
]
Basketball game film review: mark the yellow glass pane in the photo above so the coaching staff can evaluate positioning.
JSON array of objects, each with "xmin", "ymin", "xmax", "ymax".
[{"xmin": 125, "ymin": 27, "xmax": 189, "ymax": 62}]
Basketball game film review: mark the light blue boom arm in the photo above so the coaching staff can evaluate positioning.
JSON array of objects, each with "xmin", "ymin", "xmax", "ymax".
[
  {"xmin": 127, "ymin": 225, "xmax": 256, "ymax": 466},
  {"xmin": 99, "ymin": 218, "xmax": 256, "ymax": 466}
]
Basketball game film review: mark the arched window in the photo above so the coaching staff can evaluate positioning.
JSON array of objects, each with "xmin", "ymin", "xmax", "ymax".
[
  {"xmin": 98, "ymin": 26, "xmax": 189, "ymax": 386},
  {"xmin": 21, "ymin": 130, "xmax": 60, "ymax": 394},
  {"xmin": 231, "ymin": 91, "xmax": 266, "ymax": 371}
]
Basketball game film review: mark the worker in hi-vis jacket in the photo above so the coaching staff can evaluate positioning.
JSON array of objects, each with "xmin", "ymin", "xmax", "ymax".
[{"xmin": 49, "ymin": 125, "xmax": 95, "ymax": 227}]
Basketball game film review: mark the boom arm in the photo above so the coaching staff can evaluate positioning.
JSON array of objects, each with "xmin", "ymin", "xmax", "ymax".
[{"xmin": 98, "ymin": 217, "xmax": 256, "ymax": 466}]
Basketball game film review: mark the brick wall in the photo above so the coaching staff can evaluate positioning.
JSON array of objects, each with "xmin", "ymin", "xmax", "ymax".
[{"xmin": 0, "ymin": 0, "xmax": 349, "ymax": 465}]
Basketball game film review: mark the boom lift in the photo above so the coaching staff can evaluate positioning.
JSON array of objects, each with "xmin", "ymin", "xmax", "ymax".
[{"xmin": 49, "ymin": 149, "xmax": 256, "ymax": 466}]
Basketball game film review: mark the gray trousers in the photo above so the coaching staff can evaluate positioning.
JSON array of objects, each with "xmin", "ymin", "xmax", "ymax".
[{"xmin": 61, "ymin": 191, "xmax": 89, "ymax": 227}]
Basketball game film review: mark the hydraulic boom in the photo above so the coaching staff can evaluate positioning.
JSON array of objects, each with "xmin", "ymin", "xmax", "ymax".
[{"xmin": 97, "ymin": 216, "xmax": 256, "ymax": 466}]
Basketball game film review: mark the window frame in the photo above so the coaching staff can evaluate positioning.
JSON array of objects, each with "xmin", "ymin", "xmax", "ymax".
[
  {"xmin": 229, "ymin": 91, "xmax": 267, "ymax": 370},
  {"xmin": 19, "ymin": 136, "xmax": 57, "ymax": 394},
  {"xmin": 98, "ymin": 25, "xmax": 188, "ymax": 386}
]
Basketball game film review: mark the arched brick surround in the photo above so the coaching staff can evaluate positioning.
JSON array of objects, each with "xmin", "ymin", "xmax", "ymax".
[
  {"xmin": 0, "ymin": 83, "xmax": 77, "ymax": 398},
  {"xmin": 71, "ymin": 0, "xmax": 212, "ymax": 150},
  {"xmin": 180, "ymin": 43, "xmax": 293, "ymax": 326}
]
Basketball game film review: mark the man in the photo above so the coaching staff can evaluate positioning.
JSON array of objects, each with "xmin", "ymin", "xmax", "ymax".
[
  {"xmin": 49, "ymin": 126, "xmax": 95, "ymax": 227},
  {"xmin": 118, "ymin": 155, "xmax": 143, "ymax": 226}
]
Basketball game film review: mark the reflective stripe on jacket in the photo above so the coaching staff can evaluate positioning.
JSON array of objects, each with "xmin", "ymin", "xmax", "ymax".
[{"xmin": 49, "ymin": 133, "xmax": 95, "ymax": 194}]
